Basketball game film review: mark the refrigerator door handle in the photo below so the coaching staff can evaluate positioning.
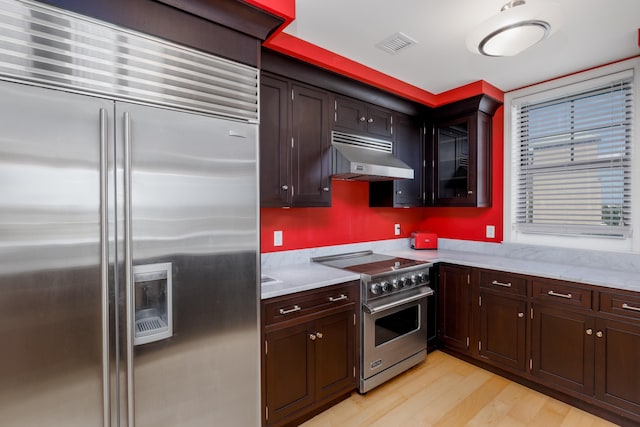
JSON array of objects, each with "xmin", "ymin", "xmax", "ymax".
[
  {"xmin": 124, "ymin": 111, "xmax": 136, "ymax": 427},
  {"xmin": 100, "ymin": 108, "xmax": 111, "ymax": 427}
]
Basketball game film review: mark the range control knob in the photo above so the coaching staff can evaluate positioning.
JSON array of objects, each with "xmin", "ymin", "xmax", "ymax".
[
  {"xmin": 397, "ymin": 278, "xmax": 406, "ymax": 288},
  {"xmin": 391, "ymin": 279, "xmax": 400, "ymax": 289},
  {"xmin": 410, "ymin": 275, "xmax": 418, "ymax": 286},
  {"xmin": 381, "ymin": 281, "xmax": 391, "ymax": 292},
  {"xmin": 419, "ymin": 273, "xmax": 430, "ymax": 284},
  {"xmin": 370, "ymin": 283, "xmax": 382, "ymax": 295}
]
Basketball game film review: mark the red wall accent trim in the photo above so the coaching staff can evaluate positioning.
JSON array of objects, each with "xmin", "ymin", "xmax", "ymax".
[{"xmin": 264, "ymin": 32, "xmax": 439, "ymax": 106}]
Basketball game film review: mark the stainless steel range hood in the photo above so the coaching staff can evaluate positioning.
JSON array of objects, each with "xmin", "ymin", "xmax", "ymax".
[{"xmin": 331, "ymin": 131, "xmax": 414, "ymax": 181}]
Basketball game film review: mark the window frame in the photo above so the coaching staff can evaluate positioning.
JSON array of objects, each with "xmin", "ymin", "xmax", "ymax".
[{"xmin": 504, "ymin": 58, "xmax": 640, "ymax": 253}]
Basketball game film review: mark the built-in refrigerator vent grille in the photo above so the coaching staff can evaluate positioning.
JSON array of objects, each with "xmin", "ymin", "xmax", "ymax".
[
  {"xmin": 0, "ymin": 0, "xmax": 259, "ymax": 121},
  {"xmin": 332, "ymin": 130, "xmax": 393, "ymax": 153},
  {"xmin": 375, "ymin": 32, "xmax": 418, "ymax": 55}
]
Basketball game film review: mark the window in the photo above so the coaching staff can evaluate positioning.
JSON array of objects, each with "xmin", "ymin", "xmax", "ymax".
[{"xmin": 505, "ymin": 59, "xmax": 639, "ymax": 252}]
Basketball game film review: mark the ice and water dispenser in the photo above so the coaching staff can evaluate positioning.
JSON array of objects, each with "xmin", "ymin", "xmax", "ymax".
[{"xmin": 133, "ymin": 262, "xmax": 173, "ymax": 346}]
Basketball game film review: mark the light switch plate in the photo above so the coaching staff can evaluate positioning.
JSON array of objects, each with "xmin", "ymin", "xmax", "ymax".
[
  {"xmin": 394, "ymin": 224, "xmax": 401, "ymax": 236},
  {"xmin": 274, "ymin": 230, "xmax": 283, "ymax": 246}
]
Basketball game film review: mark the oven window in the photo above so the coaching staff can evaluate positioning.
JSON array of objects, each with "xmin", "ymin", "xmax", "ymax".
[{"xmin": 375, "ymin": 305, "xmax": 419, "ymax": 346}]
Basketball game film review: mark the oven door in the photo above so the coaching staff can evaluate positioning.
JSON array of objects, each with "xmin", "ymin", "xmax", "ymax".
[{"xmin": 362, "ymin": 287, "xmax": 432, "ymax": 382}]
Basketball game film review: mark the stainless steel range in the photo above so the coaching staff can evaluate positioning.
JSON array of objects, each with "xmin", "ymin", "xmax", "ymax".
[{"xmin": 312, "ymin": 251, "xmax": 433, "ymax": 393}]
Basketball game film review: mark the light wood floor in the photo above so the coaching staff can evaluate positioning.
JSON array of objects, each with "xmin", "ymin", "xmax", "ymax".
[{"xmin": 301, "ymin": 351, "xmax": 619, "ymax": 427}]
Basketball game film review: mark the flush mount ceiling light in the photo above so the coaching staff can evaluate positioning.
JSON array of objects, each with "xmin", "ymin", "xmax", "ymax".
[{"xmin": 466, "ymin": 0, "xmax": 562, "ymax": 57}]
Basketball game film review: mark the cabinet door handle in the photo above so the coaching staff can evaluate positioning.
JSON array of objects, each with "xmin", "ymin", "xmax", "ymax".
[
  {"xmin": 596, "ymin": 331, "xmax": 604, "ymax": 338},
  {"xmin": 586, "ymin": 328, "xmax": 593, "ymax": 335},
  {"xmin": 397, "ymin": 190, "xmax": 403, "ymax": 195},
  {"xmin": 281, "ymin": 185, "xmax": 289, "ymax": 191},
  {"xmin": 367, "ymin": 118, "xmax": 374, "ymax": 123},
  {"xmin": 322, "ymin": 187, "xmax": 330, "ymax": 192},
  {"xmin": 492, "ymin": 280, "xmax": 512, "ymax": 288},
  {"xmin": 279, "ymin": 305, "xmax": 301, "ymax": 315},
  {"xmin": 518, "ymin": 312, "xmax": 524, "ymax": 318},
  {"xmin": 622, "ymin": 303, "xmax": 640, "ymax": 312},
  {"xmin": 309, "ymin": 333, "xmax": 316, "ymax": 341},
  {"xmin": 467, "ymin": 190, "xmax": 473, "ymax": 195},
  {"xmin": 329, "ymin": 294, "xmax": 348, "ymax": 302},
  {"xmin": 359, "ymin": 116, "xmax": 366, "ymax": 122},
  {"xmin": 547, "ymin": 290, "xmax": 572, "ymax": 299},
  {"xmin": 316, "ymin": 332, "xmax": 323, "ymax": 339}
]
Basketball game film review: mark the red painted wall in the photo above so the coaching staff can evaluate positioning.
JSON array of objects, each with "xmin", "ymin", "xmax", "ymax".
[
  {"xmin": 250, "ymin": 0, "xmax": 506, "ymax": 253},
  {"xmin": 260, "ymin": 181, "xmax": 428, "ymax": 253}
]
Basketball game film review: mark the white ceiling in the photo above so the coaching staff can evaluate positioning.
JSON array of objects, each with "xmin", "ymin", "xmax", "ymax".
[{"xmin": 283, "ymin": 0, "xmax": 640, "ymax": 94}]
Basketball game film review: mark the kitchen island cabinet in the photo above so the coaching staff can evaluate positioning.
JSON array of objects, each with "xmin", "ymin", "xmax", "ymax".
[
  {"xmin": 262, "ymin": 281, "xmax": 358, "ymax": 427},
  {"xmin": 260, "ymin": 73, "xmax": 332, "ymax": 208}
]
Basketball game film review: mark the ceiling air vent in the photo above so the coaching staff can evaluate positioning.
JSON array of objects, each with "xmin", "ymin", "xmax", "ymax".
[{"xmin": 376, "ymin": 32, "xmax": 418, "ymax": 55}]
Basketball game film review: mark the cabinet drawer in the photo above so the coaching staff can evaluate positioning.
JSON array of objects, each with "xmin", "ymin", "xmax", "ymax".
[
  {"xmin": 600, "ymin": 291, "xmax": 640, "ymax": 320},
  {"xmin": 263, "ymin": 282, "xmax": 358, "ymax": 326},
  {"xmin": 532, "ymin": 279, "xmax": 592, "ymax": 309},
  {"xmin": 478, "ymin": 270, "xmax": 527, "ymax": 296}
]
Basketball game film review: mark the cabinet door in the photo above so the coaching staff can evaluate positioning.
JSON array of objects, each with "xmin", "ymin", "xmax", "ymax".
[
  {"xmin": 479, "ymin": 291, "xmax": 527, "ymax": 372},
  {"xmin": 315, "ymin": 310, "xmax": 356, "ymax": 402},
  {"xmin": 531, "ymin": 304, "xmax": 595, "ymax": 395},
  {"xmin": 265, "ymin": 321, "xmax": 315, "ymax": 425},
  {"xmin": 291, "ymin": 84, "xmax": 331, "ymax": 207},
  {"xmin": 369, "ymin": 114, "xmax": 423, "ymax": 207},
  {"xmin": 334, "ymin": 96, "xmax": 367, "ymax": 133},
  {"xmin": 260, "ymin": 74, "xmax": 290, "ymax": 206},
  {"xmin": 595, "ymin": 318, "xmax": 640, "ymax": 415},
  {"xmin": 366, "ymin": 105, "xmax": 393, "ymax": 139},
  {"xmin": 438, "ymin": 265, "xmax": 471, "ymax": 353},
  {"xmin": 433, "ymin": 115, "xmax": 476, "ymax": 206}
]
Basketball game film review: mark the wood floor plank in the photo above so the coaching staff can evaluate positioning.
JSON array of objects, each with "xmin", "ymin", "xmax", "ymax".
[{"xmin": 301, "ymin": 351, "xmax": 621, "ymax": 427}]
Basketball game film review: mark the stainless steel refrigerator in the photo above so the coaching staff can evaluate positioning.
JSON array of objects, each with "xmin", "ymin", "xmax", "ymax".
[{"xmin": 0, "ymin": 26, "xmax": 260, "ymax": 427}]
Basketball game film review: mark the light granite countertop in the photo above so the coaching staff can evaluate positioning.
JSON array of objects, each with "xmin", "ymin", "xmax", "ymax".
[{"xmin": 261, "ymin": 238, "xmax": 640, "ymax": 300}]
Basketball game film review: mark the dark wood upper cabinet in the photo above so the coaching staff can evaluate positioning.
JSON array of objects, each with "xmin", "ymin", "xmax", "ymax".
[
  {"xmin": 260, "ymin": 73, "xmax": 331, "ymax": 207},
  {"xmin": 427, "ymin": 94, "xmax": 501, "ymax": 207},
  {"xmin": 260, "ymin": 74, "xmax": 289, "ymax": 207},
  {"xmin": 369, "ymin": 113, "xmax": 424, "ymax": 207},
  {"xmin": 334, "ymin": 95, "xmax": 393, "ymax": 139}
]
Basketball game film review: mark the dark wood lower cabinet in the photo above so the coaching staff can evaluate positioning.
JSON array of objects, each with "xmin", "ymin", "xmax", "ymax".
[
  {"xmin": 437, "ymin": 266, "xmax": 640, "ymax": 426},
  {"xmin": 530, "ymin": 303, "xmax": 595, "ymax": 395},
  {"xmin": 479, "ymin": 291, "xmax": 527, "ymax": 372},
  {"xmin": 595, "ymin": 317, "xmax": 640, "ymax": 416},
  {"xmin": 262, "ymin": 282, "xmax": 358, "ymax": 427},
  {"xmin": 438, "ymin": 264, "xmax": 472, "ymax": 354}
]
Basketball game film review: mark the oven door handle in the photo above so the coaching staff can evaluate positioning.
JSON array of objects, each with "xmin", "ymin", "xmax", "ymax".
[{"xmin": 364, "ymin": 287, "xmax": 434, "ymax": 314}]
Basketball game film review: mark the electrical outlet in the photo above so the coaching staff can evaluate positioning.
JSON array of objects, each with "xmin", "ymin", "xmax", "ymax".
[
  {"xmin": 394, "ymin": 224, "xmax": 401, "ymax": 236},
  {"xmin": 274, "ymin": 230, "xmax": 283, "ymax": 246},
  {"xmin": 486, "ymin": 225, "xmax": 495, "ymax": 239}
]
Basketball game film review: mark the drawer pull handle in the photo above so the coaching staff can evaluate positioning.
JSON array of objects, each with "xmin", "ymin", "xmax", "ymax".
[
  {"xmin": 622, "ymin": 303, "xmax": 640, "ymax": 312},
  {"xmin": 492, "ymin": 280, "xmax": 512, "ymax": 288},
  {"xmin": 548, "ymin": 290, "xmax": 572, "ymax": 299},
  {"xmin": 279, "ymin": 305, "xmax": 301, "ymax": 315},
  {"xmin": 329, "ymin": 294, "xmax": 348, "ymax": 302},
  {"xmin": 586, "ymin": 328, "xmax": 593, "ymax": 335}
]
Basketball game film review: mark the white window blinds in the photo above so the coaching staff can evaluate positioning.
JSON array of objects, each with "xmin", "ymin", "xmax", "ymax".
[{"xmin": 512, "ymin": 72, "xmax": 633, "ymax": 238}]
